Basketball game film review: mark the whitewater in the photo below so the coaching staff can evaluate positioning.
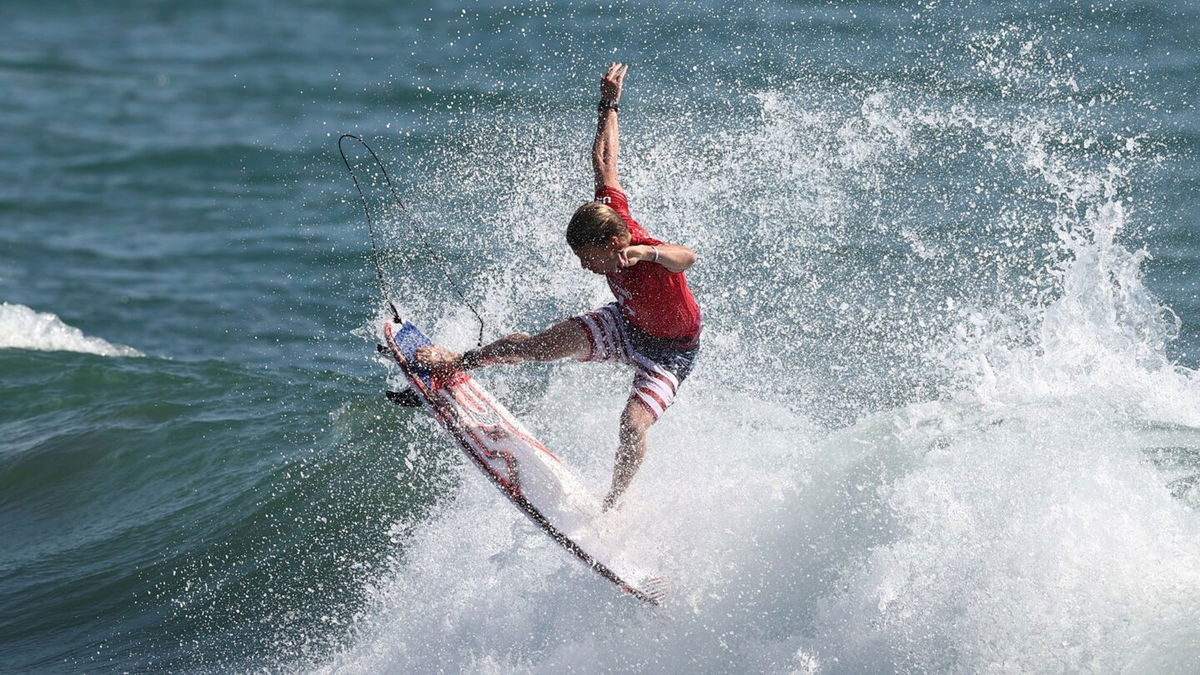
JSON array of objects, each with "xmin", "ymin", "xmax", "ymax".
[
  {"xmin": 315, "ymin": 39, "xmax": 1200, "ymax": 675},
  {"xmin": 0, "ymin": 303, "xmax": 142, "ymax": 357}
]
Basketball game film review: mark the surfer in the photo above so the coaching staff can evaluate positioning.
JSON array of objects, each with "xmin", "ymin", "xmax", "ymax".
[{"xmin": 417, "ymin": 62, "xmax": 702, "ymax": 510}]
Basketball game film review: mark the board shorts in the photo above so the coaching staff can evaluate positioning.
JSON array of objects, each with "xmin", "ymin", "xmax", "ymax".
[{"xmin": 571, "ymin": 303, "xmax": 700, "ymax": 420}]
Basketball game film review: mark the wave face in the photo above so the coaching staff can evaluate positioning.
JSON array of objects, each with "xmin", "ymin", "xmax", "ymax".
[
  {"xmin": 0, "ymin": 303, "xmax": 142, "ymax": 357},
  {"xmin": 1, "ymin": 0, "xmax": 1197, "ymax": 672}
]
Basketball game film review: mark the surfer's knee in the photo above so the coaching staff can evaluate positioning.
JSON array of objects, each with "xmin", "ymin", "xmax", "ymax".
[
  {"xmin": 618, "ymin": 401, "xmax": 654, "ymax": 445},
  {"xmin": 523, "ymin": 319, "xmax": 590, "ymax": 362}
]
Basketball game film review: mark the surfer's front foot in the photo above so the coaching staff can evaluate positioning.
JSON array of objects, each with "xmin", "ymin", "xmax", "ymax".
[{"xmin": 414, "ymin": 345, "xmax": 464, "ymax": 371}]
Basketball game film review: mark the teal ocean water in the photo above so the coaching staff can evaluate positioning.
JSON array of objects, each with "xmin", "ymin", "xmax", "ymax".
[{"xmin": 2, "ymin": 1, "xmax": 1198, "ymax": 672}]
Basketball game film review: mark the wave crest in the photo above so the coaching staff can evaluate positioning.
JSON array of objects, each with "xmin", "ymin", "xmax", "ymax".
[{"xmin": 0, "ymin": 303, "xmax": 142, "ymax": 357}]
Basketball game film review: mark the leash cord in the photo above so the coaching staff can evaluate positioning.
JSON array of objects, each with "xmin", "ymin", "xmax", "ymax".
[{"xmin": 338, "ymin": 133, "xmax": 485, "ymax": 345}]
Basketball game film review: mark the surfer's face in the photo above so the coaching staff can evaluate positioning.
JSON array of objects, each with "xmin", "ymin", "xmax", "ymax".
[{"xmin": 573, "ymin": 242, "xmax": 620, "ymax": 274}]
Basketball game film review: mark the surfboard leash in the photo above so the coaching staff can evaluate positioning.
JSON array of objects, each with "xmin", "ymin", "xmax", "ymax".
[
  {"xmin": 338, "ymin": 134, "xmax": 401, "ymax": 323},
  {"xmin": 337, "ymin": 134, "xmax": 486, "ymax": 345}
]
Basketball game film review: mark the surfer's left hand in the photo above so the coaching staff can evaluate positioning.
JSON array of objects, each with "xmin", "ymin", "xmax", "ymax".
[
  {"xmin": 618, "ymin": 245, "xmax": 650, "ymax": 268},
  {"xmin": 600, "ymin": 62, "xmax": 628, "ymax": 102}
]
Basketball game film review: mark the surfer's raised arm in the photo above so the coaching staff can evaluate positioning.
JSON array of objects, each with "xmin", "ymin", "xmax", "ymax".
[{"xmin": 592, "ymin": 62, "xmax": 627, "ymax": 192}]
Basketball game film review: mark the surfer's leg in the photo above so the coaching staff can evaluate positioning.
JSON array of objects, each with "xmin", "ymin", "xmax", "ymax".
[
  {"xmin": 501, "ymin": 317, "xmax": 591, "ymax": 363},
  {"xmin": 469, "ymin": 318, "xmax": 589, "ymax": 365},
  {"xmin": 602, "ymin": 398, "xmax": 656, "ymax": 511},
  {"xmin": 415, "ymin": 319, "xmax": 589, "ymax": 370}
]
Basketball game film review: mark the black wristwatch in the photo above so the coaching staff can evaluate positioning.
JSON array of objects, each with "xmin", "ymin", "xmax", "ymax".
[{"xmin": 598, "ymin": 99, "xmax": 620, "ymax": 112}]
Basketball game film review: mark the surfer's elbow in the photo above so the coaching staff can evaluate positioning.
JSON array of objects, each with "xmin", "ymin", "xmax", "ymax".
[
  {"xmin": 593, "ymin": 157, "xmax": 619, "ymax": 190},
  {"xmin": 679, "ymin": 247, "xmax": 697, "ymax": 271},
  {"xmin": 663, "ymin": 245, "xmax": 696, "ymax": 272}
]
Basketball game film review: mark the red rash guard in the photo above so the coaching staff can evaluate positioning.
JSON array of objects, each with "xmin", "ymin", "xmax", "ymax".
[{"xmin": 595, "ymin": 186, "xmax": 702, "ymax": 346}]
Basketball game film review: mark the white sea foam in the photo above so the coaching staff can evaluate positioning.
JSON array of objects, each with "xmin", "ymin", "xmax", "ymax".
[
  {"xmin": 323, "ymin": 26, "xmax": 1200, "ymax": 674},
  {"xmin": 0, "ymin": 303, "xmax": 142, "ymax": 357}
]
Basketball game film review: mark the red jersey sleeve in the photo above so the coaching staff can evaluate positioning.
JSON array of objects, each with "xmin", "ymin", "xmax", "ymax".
[{"xmin": 594, "ymin": 186, "xmax": 658, "ymax": 243}]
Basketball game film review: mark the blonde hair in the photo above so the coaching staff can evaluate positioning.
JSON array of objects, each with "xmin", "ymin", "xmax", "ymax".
[{"xmin": 566, "ymin": 202, "xmax": 629, "ymax": 249}]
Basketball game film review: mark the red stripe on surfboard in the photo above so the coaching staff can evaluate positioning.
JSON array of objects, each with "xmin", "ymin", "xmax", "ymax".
[{"xmin": 463, "ymin": 379, "xmax": 563, "ymax": 464}]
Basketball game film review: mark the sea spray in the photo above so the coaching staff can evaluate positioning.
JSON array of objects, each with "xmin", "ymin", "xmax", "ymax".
[{"xmin": 322, "ymin": 19, "xmax": 1200, "ymax": 673}]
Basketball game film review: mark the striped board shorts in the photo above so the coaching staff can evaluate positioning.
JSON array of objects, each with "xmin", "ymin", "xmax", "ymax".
[{"xmin": 571, "ymin": 303, "xmax": 700, "ymax": 420}]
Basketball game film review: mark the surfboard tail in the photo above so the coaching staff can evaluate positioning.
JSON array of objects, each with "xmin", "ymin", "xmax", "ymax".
[{"xmin": 635, "ymin": 575, "xmax": 673, "ymax": 606}]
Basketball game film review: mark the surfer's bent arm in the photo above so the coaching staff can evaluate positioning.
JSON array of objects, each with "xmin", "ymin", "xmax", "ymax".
[
  {"xmin": 593, "ymin": 63, "xmax": 627, "ymax": 191},
  {"xmin": 619, "ymin": 243, "xmax": 696, "ymax": 273}
]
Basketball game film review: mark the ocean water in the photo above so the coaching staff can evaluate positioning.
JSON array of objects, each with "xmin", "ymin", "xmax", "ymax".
[{"xmin": 2, "ymin": 0, "xmax": 1198, "ymax": 672}]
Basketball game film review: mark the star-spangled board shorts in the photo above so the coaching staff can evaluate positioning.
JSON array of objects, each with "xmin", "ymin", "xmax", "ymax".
[{"xmin": 571, "ymin": 303, "xmax": 700, "ymax": 420}]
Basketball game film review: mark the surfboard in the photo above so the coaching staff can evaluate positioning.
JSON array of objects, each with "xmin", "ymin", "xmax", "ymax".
[{"xmin": 382, "ymin": 319, "xmax": 669, "ymax": 605}]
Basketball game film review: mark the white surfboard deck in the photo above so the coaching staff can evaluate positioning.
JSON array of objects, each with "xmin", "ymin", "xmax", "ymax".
[{"xmin": 383, "ymin": 319, "xmax": 669, "ymax": 605}]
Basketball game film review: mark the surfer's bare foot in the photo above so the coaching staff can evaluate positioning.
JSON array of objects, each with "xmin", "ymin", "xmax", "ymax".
[{"xmin": 414, "ymin": 345, "xmax": 463, "ymax": 371}]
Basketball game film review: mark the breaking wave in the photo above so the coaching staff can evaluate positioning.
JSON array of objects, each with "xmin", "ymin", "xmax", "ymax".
[
  {"xmin": 314, "ymin": 21, "xmax": 1200, "ymax": 675},
  {"xmin": 0, "ymin": 303, "xmax": 142, "ymax": 357}
]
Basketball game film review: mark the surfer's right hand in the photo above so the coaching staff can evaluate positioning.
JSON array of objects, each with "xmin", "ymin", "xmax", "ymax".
[{"xmin": 414, "ymin": 345, "xmax": 464, "ymax": 371}]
